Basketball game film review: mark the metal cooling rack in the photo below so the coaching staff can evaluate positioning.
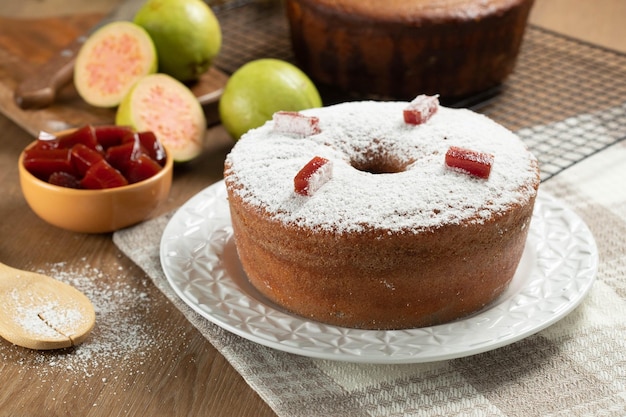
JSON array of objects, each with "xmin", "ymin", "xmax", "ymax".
[
  {"xmin": 480, "ymin": 28, "xmax": 626, "ymax": 181},
  {"xmin": 209, "ymin": 0, "xmax": 626, "ymax": 181}
]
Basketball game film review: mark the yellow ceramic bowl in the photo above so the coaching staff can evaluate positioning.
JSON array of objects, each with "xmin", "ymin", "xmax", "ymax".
[{"xmin": 18, "ymin": 140, "xmax": 173, "ymax": 234}]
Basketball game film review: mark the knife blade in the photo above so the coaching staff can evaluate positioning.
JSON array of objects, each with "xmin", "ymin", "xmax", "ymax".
[{"xmin": 14, "ymin": 0, "xmax": 146, "ymax": 110}]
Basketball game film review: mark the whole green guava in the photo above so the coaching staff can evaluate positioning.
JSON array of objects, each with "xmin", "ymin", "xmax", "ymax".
[
  {"xmin": 134, "ymin": 0, "xmax": 222, "ymax": 82},
  {"xmin": 219, "ymin": 59, "xmax": 323, "ymax": 140}
]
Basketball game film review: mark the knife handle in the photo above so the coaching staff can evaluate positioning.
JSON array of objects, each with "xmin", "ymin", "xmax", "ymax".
[{"xmin": 14, "ymin": 36, "xmax": 85, "ymax": 110}]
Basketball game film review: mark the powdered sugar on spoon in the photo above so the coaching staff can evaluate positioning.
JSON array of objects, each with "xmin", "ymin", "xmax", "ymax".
[{"xmin": 0, "ymin": 262, "xmax": 95, "ymax": 350}]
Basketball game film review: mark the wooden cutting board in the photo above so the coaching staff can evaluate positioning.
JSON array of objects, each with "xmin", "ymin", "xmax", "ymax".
[{"xmin": 0, "ymin": 13, "xmax": 228, "ymax": 138}]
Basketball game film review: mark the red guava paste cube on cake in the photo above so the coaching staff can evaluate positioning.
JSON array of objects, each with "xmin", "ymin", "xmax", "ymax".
[
  {"xmin": 94, "ymin": 125, "xmax": 134, "ymax": 149},
  {"xmin": 445, "ymin": 146, "xmax": 494, "ymax": 179},
  {"xmin": 294, "ymin": 156, "xmax": 333, "ymax": 196},
  {"xmin": 403, "ymin": 94, "xmax": 439, "ymax": 125},
  {"xmin": 71, "ymin": 144, "xmax": 105, "ymax": 176},
  {"xmin": 273, "ymin": 111, "xmax": 321, "ymax": 136},
  {"xmin": 80, "ymin": 160, "xmax": 128, "ymax": 189}
]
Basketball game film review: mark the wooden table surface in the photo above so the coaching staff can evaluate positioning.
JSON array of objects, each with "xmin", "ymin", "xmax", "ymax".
[{"xmin": 1, "ymin": 1, "xmax": 625, "ymax": 416}]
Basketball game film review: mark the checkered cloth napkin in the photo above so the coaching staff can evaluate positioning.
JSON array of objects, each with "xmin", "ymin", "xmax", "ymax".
[{"xmin": 114, "ymin": 115, "xmax": 626, "ymax": 416}]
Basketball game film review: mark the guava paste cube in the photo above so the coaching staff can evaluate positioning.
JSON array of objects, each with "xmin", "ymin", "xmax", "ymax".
[
  {"xmin": 94, "ymin": 125, "xmax": 135, "ymax": 149},
  {"xmin": 273, "ymin": 111, "xmax": 321, "ymax": 137},
  {"xmin": 294, "ymin": 156, "xmax": 333, "ymax": 196},
  {"xmin": 80, "ymin": 160, "xmax": 128, "ymax": 189},
  {"xmin": 445, "ymin": 146, "xmax": 494, "ymax": 179},
  {"xmin": 403, "ymin": 94, "xmax": 439, "ymax": 125},
  {"xmin": 57, "ymin": 125, "xmax": 103, "ymax": 153},
  {"xmin": 124, "ymin": 154, "xmax": 163, "ymax": 184},
  {"xmin": 71, "ymin": 144, "xmax": 105, "ymax": 177},
  {"xmin": 23, "ymin": 148, "xmax": 75, "ymax": 180}
]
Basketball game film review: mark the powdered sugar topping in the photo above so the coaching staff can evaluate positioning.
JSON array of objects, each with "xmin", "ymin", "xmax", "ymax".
[
  {"xmin": 10, "ymin": 289, "xmax": 87, "ymax": 340},
  {"xmin": 225, "ymin": 101, "xmax": 539, "ymax": 234}
]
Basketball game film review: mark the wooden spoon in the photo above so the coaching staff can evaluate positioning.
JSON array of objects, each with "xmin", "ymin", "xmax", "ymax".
[{"xmin": 0, "ymin": 262, "xmax": 95, "ymax": 350}]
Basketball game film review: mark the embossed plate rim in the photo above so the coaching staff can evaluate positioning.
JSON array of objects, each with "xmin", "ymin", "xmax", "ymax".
[{"xmin": 160, "ymin": 181, "xmax": 598, "ymax": 363}]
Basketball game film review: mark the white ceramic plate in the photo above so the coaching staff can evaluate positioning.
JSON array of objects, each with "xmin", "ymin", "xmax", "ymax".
[{"xmin": 160, "ymin": 181, "xmax": 598, "ymax": 364}]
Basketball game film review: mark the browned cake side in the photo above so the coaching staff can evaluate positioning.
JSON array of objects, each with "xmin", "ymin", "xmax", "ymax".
[
  {"xmin": 226, "ymin": 183, "xmax": 537, "ymax": 330},
  {"xmin": 285, "ymin": 0, "xmax": 535, "ymax": 99}
]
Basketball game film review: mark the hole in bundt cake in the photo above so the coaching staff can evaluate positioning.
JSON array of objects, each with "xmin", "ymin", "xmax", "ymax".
[{"xmin": 350, "ymin": 150, "xmax": 413, "ymax": 174}]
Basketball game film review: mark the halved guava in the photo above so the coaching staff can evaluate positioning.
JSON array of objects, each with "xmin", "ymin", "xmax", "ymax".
[
  {"xmin": 74, "ymin": 21, "xmax": 157, "ymax": 108},
  {"xmin": 115, "ymin": 73, "xmax": 206, "ymax": 163}
]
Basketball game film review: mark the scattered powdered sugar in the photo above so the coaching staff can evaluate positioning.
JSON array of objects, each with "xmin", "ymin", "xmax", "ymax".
[
  {"xmin": 225, "ymin": 101, "xmax": 539, "ymax": 234},
  {"xmin": 1, "ymin": 258, "xmax": 182, "ymax": 382}
]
